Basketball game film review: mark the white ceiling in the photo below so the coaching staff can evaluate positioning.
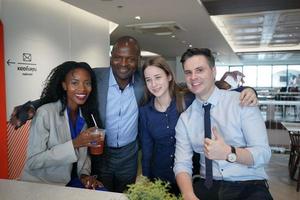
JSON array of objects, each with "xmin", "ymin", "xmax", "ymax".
[{"xmin": 63, "ymin": 0, "xmax": 300, "ymax": 65}]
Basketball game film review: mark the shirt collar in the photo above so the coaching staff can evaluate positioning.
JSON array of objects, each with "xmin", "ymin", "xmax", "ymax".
[
  {"xmin": 108, "ymin": 67, "xmax": 135, "ymax": 87},
  {"xmin": 149, "ymin": 96, "xmax": 175, "ymax": 112},
  {"xmin": 196, "ymin": 86, "xmax": 221, "ymax": 108},
  {"xmin": 66, "ymin": 107, "xmax": 85, "ymax": 139}
]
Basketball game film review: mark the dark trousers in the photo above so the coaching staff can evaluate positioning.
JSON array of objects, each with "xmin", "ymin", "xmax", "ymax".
[
  {"xmin": 193, "ymin": 178, "xmax": 273, "ymax": 200},
  {"xmin": 91, "ymin": 140, "xmax": 138, "ymax": 193}
]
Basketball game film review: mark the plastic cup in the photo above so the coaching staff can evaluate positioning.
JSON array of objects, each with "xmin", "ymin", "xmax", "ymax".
[{"xmin": 89, "ymin": 128, "xmax": 105, "ymax": 155}]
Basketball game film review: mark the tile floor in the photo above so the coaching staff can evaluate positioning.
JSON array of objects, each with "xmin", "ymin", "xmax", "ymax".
[{"xmin": 267, "ymin": 153, "xmax": 300, "ymax": 200}]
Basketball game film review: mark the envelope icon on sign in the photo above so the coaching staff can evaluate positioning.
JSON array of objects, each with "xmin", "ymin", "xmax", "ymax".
[{"xmin": 23, "ymin": 53, "xmax": 32, "ymax": 62}]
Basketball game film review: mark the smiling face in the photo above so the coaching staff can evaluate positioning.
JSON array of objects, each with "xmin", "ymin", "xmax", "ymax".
[
  {"xmin": 110, "ymin": 40, "xmax": 140, "ymax": 88},
  {"xmin": 144, "ymin": 65, "xmax": 172, "ymax": 99},
  {"xmin": 62, "ymin": 68, "xmax": 92, "ymax": 111},
  {"xmin": 183, "ymin": 55, "xmax": 216, "ymax": 101}
]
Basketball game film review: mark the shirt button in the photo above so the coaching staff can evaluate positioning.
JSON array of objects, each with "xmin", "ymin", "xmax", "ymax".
[
  {"xmin": 221, "ymin": 169, "xmax": 224, "ymax": 171},
  {"xmin": 166, "ymin": 114, "xmax": 168, "ymax": 117},
  {"xmin": 170, "ymin": 136, "xmax": 173, "ymax": 139},
  {"xmin": 167, "ymin": 126, "xmax": 169, "ymax": 128},
  {"xmin": 170, "ymin": 154, "xmax": 174, "ymax": 158},
  {"xmin": 170, "ymin": 166, "xmax": 173, "ymax": 169}
]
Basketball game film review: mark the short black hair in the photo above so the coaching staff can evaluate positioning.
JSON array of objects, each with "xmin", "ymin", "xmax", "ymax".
[
  {"xmin": 180, "ymin": 48, "xmax": 215, "ymax": 68},
  {"xmin": 112, "ymin": 36, "xmax": 141, "ymax": 56}
]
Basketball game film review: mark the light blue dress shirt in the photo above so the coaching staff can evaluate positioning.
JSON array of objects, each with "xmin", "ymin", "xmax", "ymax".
[
  {"xmin": 174, "ymin": 87, "xmax": 271, "ymax": 181},
  {"xmin": 105, "ymin": 69, "xmax": 138, "ymax": 147}
]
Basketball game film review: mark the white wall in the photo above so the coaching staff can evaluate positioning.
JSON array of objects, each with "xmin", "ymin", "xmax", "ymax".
[
  {"xmin": 2, "ymin": 0, "xmax": 110, "ymax": 118},
  {"xmin": 175, "ymin": 56, "xmax": 185, "ymax": 83}
]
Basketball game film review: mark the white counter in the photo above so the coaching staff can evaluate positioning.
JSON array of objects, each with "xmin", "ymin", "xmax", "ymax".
[
  {"xmin": 259, "ymin": 100, "xmax": 300, "ymax": 106},
  {"xmin": 281, "ymin": 122, "xmax": 300, "ymax": 132},
  {"xmin": 0, "ymin": 179, "xmax": 128, "ymax": 200}
]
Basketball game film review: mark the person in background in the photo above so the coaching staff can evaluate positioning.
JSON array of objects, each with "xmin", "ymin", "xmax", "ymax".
[
  {"xmin": 21, "ymin": 61, "xmax": 104, "ymax": 190},
  {"xmin": 139, "ymin": 56, "xmax": 258, "ymax": 196},
  {"xmin": 174, "ymin": 48, "xmax": 272, "ymax": 200},
  {"xmin": 215, "ymin": 70, "xmax": 245, "ymax": 92}
]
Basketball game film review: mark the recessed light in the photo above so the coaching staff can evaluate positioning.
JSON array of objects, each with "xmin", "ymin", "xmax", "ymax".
[
  {"xmin": 171, "ymin": 35, "xmax": 176, "ymax": 38},
  {"xmin": 189, "ymin": 44, "xmax": 192, "ymax": 48},
  {"xmin": 135, "ymin": 16, "xmax": 141, "ymax": 20}
]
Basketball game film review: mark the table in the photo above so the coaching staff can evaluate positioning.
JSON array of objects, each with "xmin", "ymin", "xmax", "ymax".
[
  {"xmin": 281, "ymin": 122, "xmax": 300, "ymax": 132},
  {"xmin": 259, "ymin": 100, "xmax": 300, "ymax": 120},
  {"xmin": 0, "ymin": 179, "xmax": 128, "ymax": 200}
]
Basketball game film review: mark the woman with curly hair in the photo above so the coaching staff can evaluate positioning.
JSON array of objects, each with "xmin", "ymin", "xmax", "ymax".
[{"xmin": 21, "ymin": 61, "xmax": 104, "ymax": 190}]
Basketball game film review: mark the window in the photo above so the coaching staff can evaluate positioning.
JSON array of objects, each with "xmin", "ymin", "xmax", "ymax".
[
  {"xmin": 287, "ymin": 65, "xmax": 300, "ymax": 87},
  {"xmin": 215, "ymin": 66, "xmax": 229, "ymax": 81},
  {"xmin": 272, "ymin": 65, "xmax": 287, "ymax": 88},
  {"xmin": 229, "ymin": 66, "xmax": 243, "ymax": 73},
  {"xmin": 243, "ymin": 66, "xmax": 257, "ymax": 87},
  {"xmin": 257, "ymin": 65, "xmax": 272, "ymax": 87}
]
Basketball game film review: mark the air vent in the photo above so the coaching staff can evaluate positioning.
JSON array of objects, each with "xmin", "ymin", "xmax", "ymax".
[{"xmin": 126, "ymin": 21, "xmax": 185, "ymax": 36}]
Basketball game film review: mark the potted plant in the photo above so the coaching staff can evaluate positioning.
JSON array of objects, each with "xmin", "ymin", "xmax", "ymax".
[{"xmin": 126, "ymin": 176, "xmax": 183, "ymax": 200}]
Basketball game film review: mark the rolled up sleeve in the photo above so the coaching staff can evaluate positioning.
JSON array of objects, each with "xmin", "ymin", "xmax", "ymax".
[
  {"xmin": 241, "ymin": 106, "xmax": 271, "ymax": 168},
  {"xmin": 173, "ymin": 115, "xmax": 193, "ymax": 177}
]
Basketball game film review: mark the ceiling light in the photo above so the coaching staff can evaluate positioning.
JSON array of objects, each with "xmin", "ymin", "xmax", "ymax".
[
  {"xmin": 171, "ymin": 35, "xmax": 176, "ymax": 38},
  {"xmin": 135, "ymin": 16, "xmax": 141, "ymax": 20},
  {"xmin": 189, "ymin": 44, "xmax": 193, "ymax": 48}
]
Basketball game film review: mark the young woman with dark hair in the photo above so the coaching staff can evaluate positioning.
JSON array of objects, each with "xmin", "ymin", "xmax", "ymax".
[{"xmin": 22, "ymin": 61, "xmax": 104, "ymax": 190}]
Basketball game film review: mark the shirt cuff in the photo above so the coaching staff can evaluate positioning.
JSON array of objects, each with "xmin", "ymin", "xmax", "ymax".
[
  {"xmin": 246, "ymin": 146, "xmax": 271, "ymax": 168},
  {"xmin": 173, "ymin": 164, "xmax": 192, "ymax": 177}
]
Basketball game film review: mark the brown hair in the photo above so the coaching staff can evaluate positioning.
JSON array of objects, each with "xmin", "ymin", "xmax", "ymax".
[
  {"xmin": 180, "ymin": 48, "xmax": 215, "ymax": 68},
  {"xmin": 141, "ymin": 56, "xmax": 188, "ymax": 113}
]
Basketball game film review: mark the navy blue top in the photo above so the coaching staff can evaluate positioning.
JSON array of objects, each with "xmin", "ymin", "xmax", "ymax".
[
  {"xmin": 139, "ymin": 95, "xmax": 194, "ymax": 184},
  {"xmin": 138, "ymin": 86, "xmax": 248, "ymax": 185}
]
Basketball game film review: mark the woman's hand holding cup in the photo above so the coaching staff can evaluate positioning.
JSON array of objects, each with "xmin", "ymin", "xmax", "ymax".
[{"xmin": 72, "ymin": 127, "xmax": 101, "ymax": 148}]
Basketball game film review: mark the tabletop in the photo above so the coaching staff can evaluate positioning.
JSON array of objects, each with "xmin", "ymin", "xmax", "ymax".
[
  {"xmin": 281, "ymin": 122, "xmax": 300, "ymax": 132},
  {"xmin": 0, "ymin": 179, "xmax": 128, "ymax": 200}
]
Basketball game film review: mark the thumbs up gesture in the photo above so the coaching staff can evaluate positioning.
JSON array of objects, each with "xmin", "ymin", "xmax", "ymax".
[{"xmin": 204, "ymin": 127, "xmax": 231, "ymax": 160}]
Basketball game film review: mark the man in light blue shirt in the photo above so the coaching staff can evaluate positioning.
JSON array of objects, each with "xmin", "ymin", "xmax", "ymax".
[
  {"xmin": 174, "ymin": 48, "xmax": 273, "ymax": 200},
  {"xmin": 105, "ymin": 68, "xmax": 138, "ymax": 148}
]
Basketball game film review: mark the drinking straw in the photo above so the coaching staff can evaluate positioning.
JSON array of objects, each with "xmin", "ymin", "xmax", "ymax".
[{"xmin": 91, "ymin": 114, "xmax": 98, "ymax": 128}]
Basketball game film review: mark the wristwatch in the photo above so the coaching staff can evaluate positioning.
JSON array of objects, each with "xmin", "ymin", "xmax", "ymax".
[{"xmin": 226, "ymin": 146, "xmax": 237, "ymax": 163}]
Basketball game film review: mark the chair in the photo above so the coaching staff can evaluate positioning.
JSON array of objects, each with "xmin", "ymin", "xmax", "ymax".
[{"xmin": 288, "ymin": 131, "xmax": 300, "ymax": 192}]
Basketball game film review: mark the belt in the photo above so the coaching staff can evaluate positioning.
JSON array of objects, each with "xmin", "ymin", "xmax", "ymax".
[
  {"xmin": 108, "ymin": 146, "xmax": 123, "ymax": 150},
  {"xmin": 195, "ymin": 178, "xmax": 269, "ymax": 188},
  {"xmin": 107, "ymin": 140, "xmax": 137, "ymax": 150}
]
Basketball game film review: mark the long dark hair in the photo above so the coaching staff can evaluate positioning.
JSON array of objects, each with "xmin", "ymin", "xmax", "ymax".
[
  {"xmin": 39, "ymin": 61, "xmax": 100, "ymax": 127},
  {"xmin": 141, "ymin": 56, "xmax": 188, "ymax": 113}
]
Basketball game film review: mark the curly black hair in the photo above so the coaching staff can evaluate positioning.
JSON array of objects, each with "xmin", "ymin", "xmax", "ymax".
[{"xmin": 39, "ymin": 61, "xmax": 100, "ymax": 128}]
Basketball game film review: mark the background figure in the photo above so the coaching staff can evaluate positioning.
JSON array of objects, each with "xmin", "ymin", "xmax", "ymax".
[
  {"xmin": 21, "ymin": 61, "xmax": 104, "ymax": 190},
  {"xmin": 174, "ymin": 48, "xmax": 272, "ymax": 200},
  {"xmin": 215, "ymin": 71, "xmax": 245, "ymax": 92}
]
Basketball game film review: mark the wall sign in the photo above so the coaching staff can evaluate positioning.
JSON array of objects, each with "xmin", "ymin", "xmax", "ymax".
[{"xmin": 6, "ymin": 53, "xmax": 37, "ymax": 76}]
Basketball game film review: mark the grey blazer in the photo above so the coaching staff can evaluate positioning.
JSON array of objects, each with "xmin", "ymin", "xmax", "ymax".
[
  {"xmin": 21, "ymin": 101, "xmax": 90, "ymax": 185},
  {"xmin": 93, "ymin": 67, "xmax": 144, "ymax": 127}
]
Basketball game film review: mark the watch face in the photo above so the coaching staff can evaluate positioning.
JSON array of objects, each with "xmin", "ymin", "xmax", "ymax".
[{"xmin": 227, "ymin": 153, "xmax": 237, "ymax": 163}]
